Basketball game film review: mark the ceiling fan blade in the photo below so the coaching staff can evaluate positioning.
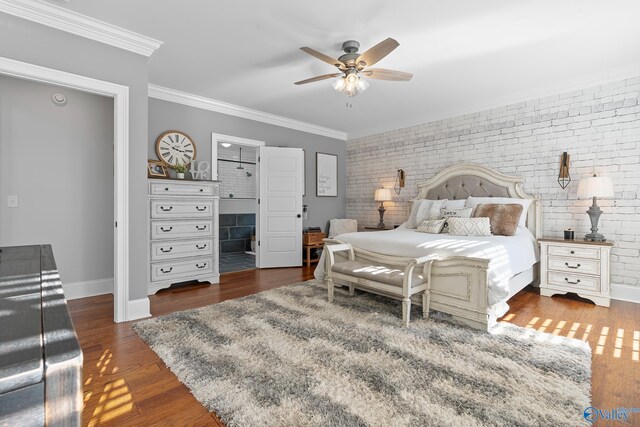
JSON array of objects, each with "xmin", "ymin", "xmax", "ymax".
[
  {"xmin": 356, "ymin": 38, "xmax": 399, "ymax": 67},
  {"xmin": 361, "ymin": 68, "xmax": 413, "ymax": 81},
  {"xmin": 300, "ymin": 47, "xmax": 346, "ymax": 70},
  {"xmin": 294, "ymin": 73, "xmax": 341, "ymax": 85}
]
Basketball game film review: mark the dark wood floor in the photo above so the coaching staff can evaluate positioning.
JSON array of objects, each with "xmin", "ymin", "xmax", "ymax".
[{"xmin": 69, "ymin": 268, "xmax": 639, "ymax": 426}]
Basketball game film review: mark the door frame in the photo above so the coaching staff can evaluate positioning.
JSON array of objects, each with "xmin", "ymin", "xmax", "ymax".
[
  {"xmin": 211, "ymin": 133, "xmax": 265, "ymax": 266},
  {"xmin": 0, "ymin": 56, "xmax": 131, "ymax": 323}
]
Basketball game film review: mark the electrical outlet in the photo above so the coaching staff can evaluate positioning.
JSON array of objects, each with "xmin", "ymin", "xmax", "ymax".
[{"xmin": 7, "ymin": 195, "xmax": 18, "ymax": 208}]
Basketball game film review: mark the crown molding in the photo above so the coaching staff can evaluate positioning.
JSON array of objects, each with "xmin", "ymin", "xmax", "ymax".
[
  {"xmin": 0, "ymin": 0, "xmax": 163, "ymax": 57},
  {"xmin": 148, "ymin": 84, "xmax": 347, "ymax": 141}
]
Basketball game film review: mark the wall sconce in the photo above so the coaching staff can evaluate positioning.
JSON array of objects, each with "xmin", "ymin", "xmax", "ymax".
[
  {"xmin": 394, "ymin": 169, "xmax": 405, "ymax": 195},
  {"xmin": 558, "ymin": 152, "xmax": 571, "ymax": 189}
]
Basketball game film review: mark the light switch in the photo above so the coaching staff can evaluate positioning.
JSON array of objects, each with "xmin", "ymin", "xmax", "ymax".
[{"xmin": 7, "ymin": 195, "xmax": 18, "ymax": 208}]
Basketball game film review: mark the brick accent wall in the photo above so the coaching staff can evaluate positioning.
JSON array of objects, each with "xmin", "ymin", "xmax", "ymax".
[{"xmin": 347, "ymin": 76, "xmax": 640, "ymax": 288}]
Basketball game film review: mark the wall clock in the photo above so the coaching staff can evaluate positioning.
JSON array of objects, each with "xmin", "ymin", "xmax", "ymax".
[{"xmin": 155, "ymin": 130, "xmax": 197, "ymax": 167}]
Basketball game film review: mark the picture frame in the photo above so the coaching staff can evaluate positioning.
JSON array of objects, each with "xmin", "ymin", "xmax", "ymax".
[
  {"xmin": 148, "ymin": 159, "xmax": 168, "ymax": 178},
  {"xmin": 316, "ymin": 152, "xmax": 338, "ymax": 197}
]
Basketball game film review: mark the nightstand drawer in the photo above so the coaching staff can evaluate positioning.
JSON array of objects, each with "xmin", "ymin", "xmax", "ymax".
[
  {"xmin": 547, "ymin": 245, "xmax": 600, "ymax": 260},
  {"xmin": 548, "ymin": 272, "xmax": 600, "ymax": 292},
  {"xmin": 548, "ymin": 257, "xmax": 600, "ymax": 275}
]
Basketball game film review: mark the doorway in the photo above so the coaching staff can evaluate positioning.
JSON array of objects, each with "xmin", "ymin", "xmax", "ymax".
[
  {"xmin": 212, "ymin": 134, "xmax": 264, "ymax": 273},
  {"xmin": 0, "ymin": 56, "xmax": 131, "ymax": 322}
]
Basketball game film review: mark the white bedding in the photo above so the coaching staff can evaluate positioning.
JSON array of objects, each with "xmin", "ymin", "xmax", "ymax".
[{"xmin": 314, "ymin": 224, "xmax": 540, "ymax": 317}]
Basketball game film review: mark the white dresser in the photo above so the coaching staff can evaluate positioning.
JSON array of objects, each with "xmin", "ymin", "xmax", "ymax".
[
  {"xmin": 538, "ymin": 238, "xmax": 613, "ymax": 307},
  {"xmin": 148, "ymin": 179, "xmax": 220, "ymax": 294}
]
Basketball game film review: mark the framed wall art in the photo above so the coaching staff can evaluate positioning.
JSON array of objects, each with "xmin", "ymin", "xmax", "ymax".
[{"xmin": 316, "ymin": 152, "xmax": 338, "ymax": 197}]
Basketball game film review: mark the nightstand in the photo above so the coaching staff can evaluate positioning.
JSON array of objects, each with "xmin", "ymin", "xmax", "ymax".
[{"xmin": 538, "ymin": 238, "xmax": 613, "ymax": 307}]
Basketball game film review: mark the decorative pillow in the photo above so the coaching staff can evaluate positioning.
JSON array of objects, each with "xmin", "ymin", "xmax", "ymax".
[
  {"xmin": 473, "ymin": 203, "xmax": 523, "ymax": 236},
  {"xmin": 407, "ymin": 199, "xmax": 448, "ymax": 228},
  {"xmin": 447, "ymin": 217, "xmax": 491, "ymax": 236},
  {"xmin": 444, "ymin": 199, "xmax": 467, "ymax": 210},
  {"xmin": 465, "ymin": 196, "xmax": 532, "ymax": 228},
  {"xmin": 440, "ymin": 207, "xmax": 474, "ymax": 233},
  {"xmin": 417, "ymin": 219, "xmax": 446, "ymax": 234},
  {"xmin": 440, "ymin": 207, "xmax": 473, "ymax": 220}
]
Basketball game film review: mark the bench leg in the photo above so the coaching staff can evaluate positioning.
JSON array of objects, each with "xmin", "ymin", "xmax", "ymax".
[
  {"xmin": 422, "ymin": 290, "xmax": 431, "ymax": 318},
  {"xmin": 327, "ymin": 277, "xmax": 334, "ymax": 303},
  {"xmin": 402, "ymin": 298, "xmax": 411, "ymax": 327},
  {"xmin": 348, "ymin": 283, "xmax": 355, "ymax": 296}
]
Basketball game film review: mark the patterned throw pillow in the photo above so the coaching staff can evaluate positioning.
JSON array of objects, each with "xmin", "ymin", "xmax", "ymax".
[
  {"xmin": 407, "ymin": 199, "xmax": 448, "ymax": 228},
  {"xmin": 447, "ymin": 217, "xmax": 491, "ymax": 236},
  {"xmin": 417, "ymin": 219, "xmax": 446, "ymax": 234},
  {"xmin": 440, "ymin": 207, "xmax": 474, "ymax": 233}
]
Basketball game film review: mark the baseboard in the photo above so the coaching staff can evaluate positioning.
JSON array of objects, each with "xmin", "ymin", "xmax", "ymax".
[
  {"xmin": 63, "ymin": 278, "xmax": 113, "ymax": 300},
  {"xmin": 611, "ymin": 283, "xmax": 640, "ymax": 304},
  {"xmin": 127, "ymin": 298, "xmax": 151, "ymax": 321}
]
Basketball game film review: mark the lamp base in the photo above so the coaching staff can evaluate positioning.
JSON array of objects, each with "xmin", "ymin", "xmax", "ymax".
[
  {"xmin": 377, "ymin": 205, "xmax": 386, "ymax": 229},
  {"xmin": 584, "ymin": 233, "xmax": 606, "ymax": 242},
  {"xmin": 584, "ymin": 197, "xmax": 606, "ymax": 242}
]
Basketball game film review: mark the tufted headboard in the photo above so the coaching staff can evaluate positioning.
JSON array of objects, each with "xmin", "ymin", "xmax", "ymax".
[{"xmin": 411, "ymin": 164, "xmax": 541, "ymax": 238}]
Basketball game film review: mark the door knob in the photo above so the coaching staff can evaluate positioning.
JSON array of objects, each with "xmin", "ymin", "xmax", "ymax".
[{"xmin": 297, "ymin": 214, "xmax": 302, "ymax": 218}]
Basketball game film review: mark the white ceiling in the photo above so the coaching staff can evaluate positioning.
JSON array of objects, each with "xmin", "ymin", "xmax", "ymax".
[{"xmin": 57, "ymin": 0, "xmax": 640, "ymax": 138}]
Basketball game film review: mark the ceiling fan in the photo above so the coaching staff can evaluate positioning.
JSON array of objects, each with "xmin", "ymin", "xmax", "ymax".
[{"xmin": 295, "ymin": 38, "xmax": 412, "ymax": 97}]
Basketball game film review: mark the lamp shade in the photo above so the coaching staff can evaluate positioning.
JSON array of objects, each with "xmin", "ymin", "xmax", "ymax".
[
  {"xmin": 374, "ymin": 188, "xmax": 392, "ymax": 202},
  {"xmin": 577, "ymin": 175, "xmax": 614, "ymax": 199}
]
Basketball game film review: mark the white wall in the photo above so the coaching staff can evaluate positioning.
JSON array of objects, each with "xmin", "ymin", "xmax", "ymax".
[
  {"xmin": 0, "ymin": 75, "xmax": 114, "ymax": 286},
  {"xmin": 347, "ymin": 76, "xmax": 640, "ymax": 291}
]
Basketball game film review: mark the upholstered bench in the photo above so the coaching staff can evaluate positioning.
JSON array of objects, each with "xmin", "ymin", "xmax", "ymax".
[{"xmin": 325, "ymin": 243, "xmax": 437, "ymax": 327}]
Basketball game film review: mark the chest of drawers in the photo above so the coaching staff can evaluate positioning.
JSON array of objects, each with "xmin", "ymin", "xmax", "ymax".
[
  {"xmin": 538, "ymin": 238, "xmax": 613, "ymax": 307},
  {"xmin": 148, "ymin": 179, "xmax": 220, "ymax": 294}
]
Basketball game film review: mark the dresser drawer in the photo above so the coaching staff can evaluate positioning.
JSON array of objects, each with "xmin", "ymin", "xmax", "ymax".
[
  {"xmin": 151, "ymin": 258, "xmax": 214, "ymax": 282},
  {"xmin": 150, "ymin": 220, "xmax": 213, "ymax": 239},
  {"xmin": 548, "ymin": 257, "xmax": 600, "ymax": 275},
  {"xmin": 547, "ymin": 245, "xmax": 600, "ymax": 260},
  {"xmin": 149, "ymin": 181, "xmax": 217, "ymax": 197},
  {"xmin": 547, "ymin": 272, "xmax": 600, "ymax": 292},
  {"xmin": 151, "ymin": 200, "xmax": 213, "ymax": 219},
  {"xmin": 150, "ymin": 238, "xmax": 213, "ymax": 261}
]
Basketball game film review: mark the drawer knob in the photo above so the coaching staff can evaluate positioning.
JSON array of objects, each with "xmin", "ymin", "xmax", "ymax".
[
  {"xmin": 160, "ymin": 226, "xmax": 173, "ymax": 232},
  {"xmin": 196, "ymin": 206, "xmax": 207, "ymax": 211},
  {"xmin": 196, "ymin": 262, "xmax": 207, "ymax": 269},
  {"xmin": 199, "ymin": 189, "xmax": 204, "ymax": 192},
  {"xmin": 565, "ymin": 277, "xmax": 581, "ymax": 285},
  {"xmin": 196, "ymin": 225, "xmax": 207, "ymax": 230},
  {"xmin": 160, "ymin": 247, "xmax": 173, "ymax": 253},
  {"xmin": 160, "ymin": 206, "xmax": 173, "ymax": 212},
  {"xmin": 565, "ymin": 262, "xmax": 581, "ymax": 269},
  {"xmin": 165, "ymin": 188, "xmax": 169, "ymax": 191},
  {"xmin": 570, "ymin": 250, "xmax": 575, "ymax": 254},
  {"xmin": 196, "ymin": 244, "xmax": 207, "ymax": 249},
  {"xmin": 161, "ymin": 267, "xmax": 173, "ymax": 274}
]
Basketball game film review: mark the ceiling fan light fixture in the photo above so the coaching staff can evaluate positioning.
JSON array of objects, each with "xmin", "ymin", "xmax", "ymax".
[{"xmin": 332, "ymin": 76, "xmax": 346, "ymax": 92}]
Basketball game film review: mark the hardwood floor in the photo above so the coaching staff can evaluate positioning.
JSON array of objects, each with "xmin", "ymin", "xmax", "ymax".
[{"xmin": 69, "ymin": 269, "xmax": 639, "ymax": 426}]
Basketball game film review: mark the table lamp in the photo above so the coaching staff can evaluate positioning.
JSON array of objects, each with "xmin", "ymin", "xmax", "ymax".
[
  {"xmin": 374, "ymin": 188, "xmax": 392, "ymax": 229},
  {"xmin": 576, "ymin": 174, "xmax": 614, "ymax": 241}
]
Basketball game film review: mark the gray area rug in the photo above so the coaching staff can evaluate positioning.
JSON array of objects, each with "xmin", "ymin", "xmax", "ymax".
[{"xmin": 134, "ymin": 281, "xmax": 591, "ymax": 427}]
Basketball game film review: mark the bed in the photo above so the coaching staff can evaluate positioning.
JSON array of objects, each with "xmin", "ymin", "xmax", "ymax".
[{"xmin": 315, "ymin": 164, "xmax": 542, "ymax": 331}]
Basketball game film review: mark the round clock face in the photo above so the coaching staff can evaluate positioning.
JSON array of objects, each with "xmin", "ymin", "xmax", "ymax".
[{"xmin": 155, "ymin": 130, "xmax": 197, "ymax": 167}]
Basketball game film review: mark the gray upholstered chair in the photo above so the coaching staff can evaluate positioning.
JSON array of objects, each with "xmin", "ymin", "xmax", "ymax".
[{"xmin": 328, "ymin": 219, "xmax": 358, "ymax": 238}]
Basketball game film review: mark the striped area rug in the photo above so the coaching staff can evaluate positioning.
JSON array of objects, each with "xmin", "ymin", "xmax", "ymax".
[{"xmin": 134, "ymin": 281, "xmax": 591, "ymax": 427}]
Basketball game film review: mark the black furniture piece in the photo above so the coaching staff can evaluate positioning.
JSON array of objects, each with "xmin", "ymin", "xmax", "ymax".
[{"xmin": 0, "ymin": 245, "xmax": 82, "ymax": 426}]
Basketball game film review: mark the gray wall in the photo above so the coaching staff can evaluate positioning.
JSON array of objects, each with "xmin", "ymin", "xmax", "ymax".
[
  {"xmin": 0, "ymin": 75, "xmax": 114, "ymax": 284},
  {"xmin": 0, "ymin": 13, "xmax": 150, "ymax": 300},
  {"xmin": 149, "ymin": 98, "xmax": 346, "ymax": 231}
]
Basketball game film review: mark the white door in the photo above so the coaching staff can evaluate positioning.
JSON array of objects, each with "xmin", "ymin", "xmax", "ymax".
[{"xmin": 257, "ymin": 147, "xmax": 304, "ymax": 268}]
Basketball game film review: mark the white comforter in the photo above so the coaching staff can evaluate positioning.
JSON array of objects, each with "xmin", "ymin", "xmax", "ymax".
[{"xmin": 314, "ymin": 225, "xmax": 540, "ymax": 317}]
